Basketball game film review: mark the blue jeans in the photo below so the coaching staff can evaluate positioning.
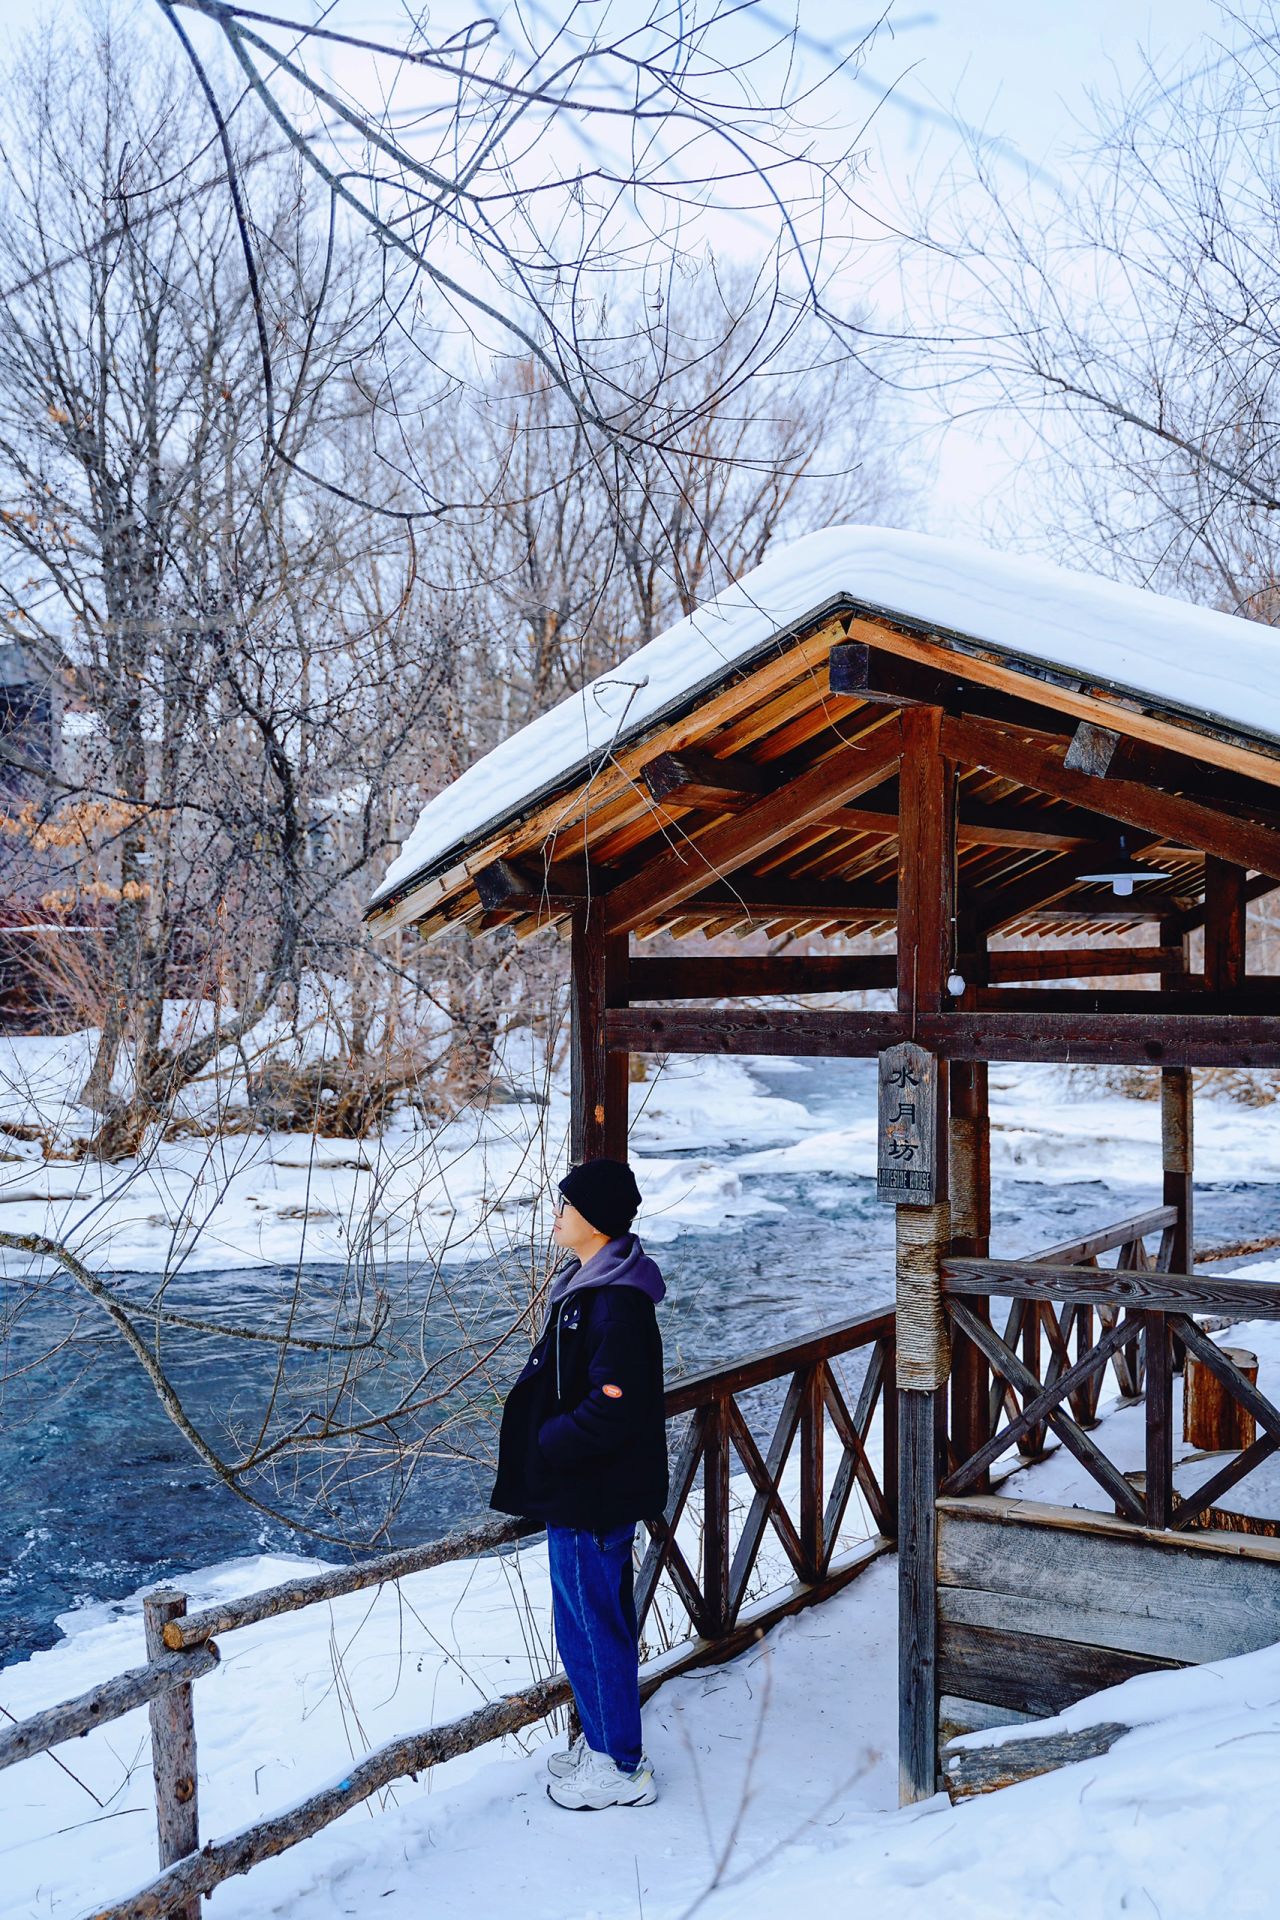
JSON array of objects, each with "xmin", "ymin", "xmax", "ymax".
[{"xmin": 547, "ymin": 1522, "xmax": 642, "ymax": 1772}]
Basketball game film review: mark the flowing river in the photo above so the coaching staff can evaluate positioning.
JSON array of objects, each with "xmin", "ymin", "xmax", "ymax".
[{"xmin": 5, "ymin": 1056, "xmax": 1279, "ymax": 1667}]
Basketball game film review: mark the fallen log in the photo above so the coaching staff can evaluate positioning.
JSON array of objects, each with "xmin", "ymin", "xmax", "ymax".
[{"xmin": 942, "ymin": 1719, "xmax": 1130, "ymax": 1799}]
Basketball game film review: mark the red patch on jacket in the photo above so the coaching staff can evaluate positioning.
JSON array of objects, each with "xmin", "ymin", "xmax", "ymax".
[{"xmin": 602, "ymin": 1384, "xmax": 623, "ymax": 1399}]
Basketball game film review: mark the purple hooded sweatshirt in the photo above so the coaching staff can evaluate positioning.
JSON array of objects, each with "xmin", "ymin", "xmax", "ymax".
[{"xmin": 549, "ymin": 1232, "xmax": 666, "ymax": 1310}]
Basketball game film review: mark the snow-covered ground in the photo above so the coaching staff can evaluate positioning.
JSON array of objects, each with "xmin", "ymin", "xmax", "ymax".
[
  {"xmin": 3, "ymin": 1034, "xmax": 1279, "ymax": 1275},
  {"xmin": 7, "ymin": 1325, "xmax": 1280, "ymax": 1920}
]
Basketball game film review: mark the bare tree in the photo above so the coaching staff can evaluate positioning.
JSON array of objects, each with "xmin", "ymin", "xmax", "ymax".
[
  {"xmin": 916, "ymin": 3, "xmax": 1280, "ymax": 614},
  {"xmin": 0, "ymin": 16, "xmax": 455, "ymax": 1152},
  {"xmin": 152, "ymin": 0, "xmax": 887, "ymax": 551}
]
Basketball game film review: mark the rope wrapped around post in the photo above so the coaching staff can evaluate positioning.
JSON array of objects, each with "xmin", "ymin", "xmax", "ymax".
[{"xmin": 896, "ymin": 1201, "xmax": 952, "ymax": 1391}]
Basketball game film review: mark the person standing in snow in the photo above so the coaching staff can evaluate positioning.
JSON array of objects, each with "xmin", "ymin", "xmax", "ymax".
[{"xmin": 491, "ymin": 1156, "xmax": 669, "ymax": 1810}]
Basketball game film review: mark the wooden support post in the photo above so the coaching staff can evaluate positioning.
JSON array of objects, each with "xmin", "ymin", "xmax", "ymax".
[
  {"xmin": 1204, "ymin": 857, "xmax": 1248, "ymax": 991},
  {"xmin": 143, "ymin": 1591, "xmax": 200, "ymax": 1920},
  {"xmin": 896, "ymin": 1200, "xmax": 950, "ymax": 1805},
  {"xmin": 702, "ymin": 1396, "xmax": 731, "ymax": 1639},
  {"xmin": 800, "ymin": 1362, "xmax": 825, "ymax": 1581},
  {"xmin": 897, "ymin": 707, "xmax": 956, "ymax": 1028},
  {"xmin": 898, "ymin": 1375, "xmax": 942, "ymax": 1805},
  {"xmin": 894, "ymin": 704, "xmax": 955, "ymax": 1805},
  {"xmin": 602, "ymin": 938, "xmax": 630, "ymax": 1161},
  {"xmin": 949, "ymin": 1053, "xmax": 991, "ymax": 1483},
  {"xmin": 1161, "ymin": 909, "xmax": 1195, "ymax": 1381},
  {"xmin": 569, "ymin": 910, "xmax": 630, "ymax": 1163},
  {"xmin": 1162, "ymin": 1066, "xmax": 1194, "ymax": 1280}
]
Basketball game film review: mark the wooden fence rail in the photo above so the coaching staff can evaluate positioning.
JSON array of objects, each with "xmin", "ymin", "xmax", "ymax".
[
  {"xmin": 0, "ymin": 1643, "xmax": 220, "ymax": 1772},
  {"xmin": 162, "ymin": 1516, "xmax": 539, "ymax": 1652},
  {"xmin": 8, "ymin": 1304, "xmax": 894, "ymax": 1920}
]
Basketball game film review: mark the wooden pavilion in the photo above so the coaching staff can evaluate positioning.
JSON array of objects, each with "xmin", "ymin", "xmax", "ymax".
[{"xmin": 367, "ymin": 527, "xmax": 1280, "ymax": 1803}]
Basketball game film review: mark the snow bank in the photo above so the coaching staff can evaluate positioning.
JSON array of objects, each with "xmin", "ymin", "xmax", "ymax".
[
  {"xmin": 372, "ymin": 524, "xmax": 1280, "ymax": 907},
  {"xmin": 716, "ymin": 1634, "xmax": 1280, "ymax": 1920},
  {"xmin": 0, "ymin": 1042, "xmax": 811, "ymax": 1274},
  {"xmin": 1, "ymin": 1441, "xmax": 886, "ymax": 1919}
]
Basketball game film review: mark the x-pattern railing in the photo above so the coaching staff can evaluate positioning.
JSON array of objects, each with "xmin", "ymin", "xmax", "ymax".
[
  {"xmin": 637, "ymin": 1310, "xmax": 896, "ymax": 1641},
  {"xmin": 986, "ymin": 1213, "xmax": 1174, "ymax": 1459},
  {"xmin": 943, "ymin": 1206, "xmax": 1280, "ymax": 1533}
]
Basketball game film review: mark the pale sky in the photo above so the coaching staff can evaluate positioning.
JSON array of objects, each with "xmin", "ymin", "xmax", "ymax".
[{"xmin": 2, "ymin": 0, "xmax": 1230, "ymax": 537}]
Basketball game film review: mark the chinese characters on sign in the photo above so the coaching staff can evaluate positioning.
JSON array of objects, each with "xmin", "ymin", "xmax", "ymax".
[{"xmin": 876, "ymin": 1042, "xmax": 938, "ymax": 1205}]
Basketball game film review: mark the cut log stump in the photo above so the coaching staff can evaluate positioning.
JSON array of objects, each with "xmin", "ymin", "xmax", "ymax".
[{"xmin": 1183, "ymin": 1346, "xmax": 1258, "ymax": 1452}]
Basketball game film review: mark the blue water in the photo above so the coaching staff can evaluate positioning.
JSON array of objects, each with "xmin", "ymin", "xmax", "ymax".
[{"xmin": 3, "ymin": 1057, "xmax": 1278, "ymax": 1666}]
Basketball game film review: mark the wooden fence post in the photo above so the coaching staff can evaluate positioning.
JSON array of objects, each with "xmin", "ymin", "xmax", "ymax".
[
  {"xmin": 1144, "ymin": 1313, "xmax": 1175, "ymax": 1528},
  {"xmin": 800, "ymin": 1362, "xmax": 825, "ymax": 1582},
  {"xmin": 143, "ymin": 1590, "xmax": 200, "ymax": 1920},
  {"xmin": 702, "ymin": 1396, "xmax": 731, "ymax": 1639},
  {"xmin": 1162, "ymin": 1065, "xmax": 1194, "ymax": 1375}
]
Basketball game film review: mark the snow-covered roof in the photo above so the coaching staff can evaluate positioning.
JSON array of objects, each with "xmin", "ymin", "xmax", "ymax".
[{"xmin": 369, "ymin": 526, "xmax": 1280, "ymax": 914}]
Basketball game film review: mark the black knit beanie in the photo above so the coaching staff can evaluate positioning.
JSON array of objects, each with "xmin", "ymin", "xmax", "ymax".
[{"xmin": 557, "ymin": 1157, "xmax": 642, "ymax": 1238}]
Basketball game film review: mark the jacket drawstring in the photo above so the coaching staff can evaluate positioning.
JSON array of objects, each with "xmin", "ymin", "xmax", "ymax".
[{"xmin": 554, "ymin": 1305, "xmax": 563, "ymax": 1404}]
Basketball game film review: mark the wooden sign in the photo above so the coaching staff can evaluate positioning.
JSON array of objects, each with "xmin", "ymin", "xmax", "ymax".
[{"xmin": 877, "ymin": 1042, "xmax": 938, "ymax": 1206}]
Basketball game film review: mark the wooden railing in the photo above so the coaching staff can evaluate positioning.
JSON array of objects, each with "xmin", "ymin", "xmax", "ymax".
[
  {"xmin": 942, "ymin": 1205, "xmax": 1280, "ymax": 1533},
  {"xmin": 5, "ymin": 1305, "xmax": 894, "ymax": 1920},
  {"xmin": 638, "ymin": 1307, "xmax": 896, "ymax": 1650}
]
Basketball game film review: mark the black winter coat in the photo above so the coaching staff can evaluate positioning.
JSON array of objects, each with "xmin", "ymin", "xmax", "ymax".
[{"xmin": 490, "ymin": 1282, "xmax": 668, "ymax": 1531}]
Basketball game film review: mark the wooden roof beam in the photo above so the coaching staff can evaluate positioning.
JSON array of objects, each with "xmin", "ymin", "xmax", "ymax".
[
  {"xmin": 973, "ymin": 985, "xmax": 1280, "ymax": 1013},
  {"xmin": 1065, "ymin": 721, "xmax": 1280, "ymax": 830},
  {"xmin": 844, "ymin": 610, "xmax": 1280, "ymax": 787},
  {"xmin": 982, "ymin": 945, "xmax": 1181, "ymax": 984},
  {"xmin": 473, "ymin": 857, "xmax": 604, "ymax": 914},
  {"xmin": 602, "ymin": 714, "xmax": 903, "ymax": 933},
  {"xmin": 999, "ymin": 899, "xmax": 1194, "ymax": 924},
  {"xmin": 641, "ymin": 749, "xmax": 775, "ymax": 811},
  {"xmin": 646, "ymin": 747, "xmax": 1122, "ymax": 853},
  {"xmin": 658, "ymin": 879, "xmax": 895, "ymax": 923},
  {"xmin": 472, "ymin": 860, "xmax": 897, "ymax": 928},
  {"xmin": 974, "ymin": 835, "xmax": 1170, "ymax": 935},
  {"xmin": 630, "ymin": 954, "xmax": 899, "ymax": 999},
  {"xmin": 606, "ymin": 1004, "xmax": 1280, "ymax": 1066},
  {"xmin": 829, "ymin": 639, "xmax": 1071, "ymax": 735},
  {"xmin": 643, "ymin": 752, "xmax": 899, "ymax": 842},
  {"xmin": 942, "ymin": 713, "xmax": 1280, "ymax": 879}
]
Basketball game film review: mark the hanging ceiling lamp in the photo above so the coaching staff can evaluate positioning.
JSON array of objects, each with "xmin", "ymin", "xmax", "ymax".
[{"xmin": 1077, "ymin": 830, "xmax": 1171, "ymax": 898}]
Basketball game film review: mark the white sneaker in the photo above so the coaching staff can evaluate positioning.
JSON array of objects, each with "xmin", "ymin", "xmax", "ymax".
[
  {"xmin": 545, "ymin": 1733, "xmax": 587, "ymax": 1779},
  {"xmin": 546, "ymin": 1734, "xmax": 653, "ymax": 1781},
  {"xmin": 546, "ymin": 1746, "xmax": 658, "ymax": 1810}
]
